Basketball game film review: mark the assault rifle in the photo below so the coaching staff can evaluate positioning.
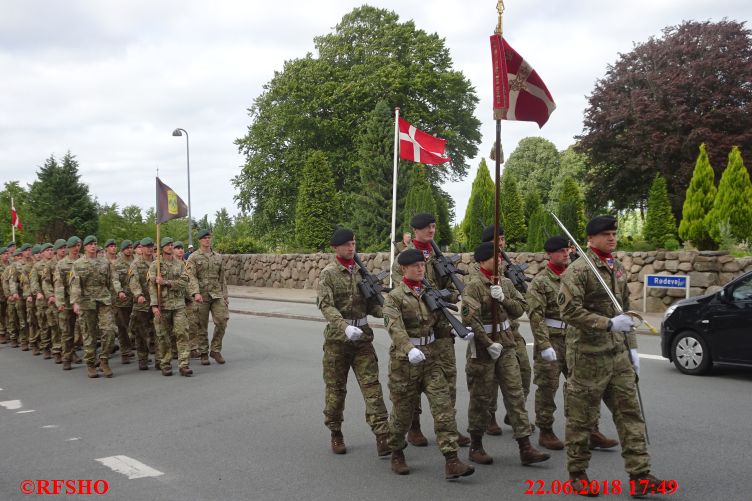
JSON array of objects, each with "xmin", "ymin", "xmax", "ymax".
[
  {"xmin": 501, "ymin": 250, "xmax": 530, "ymax": 293},
  {"xmin": 421, "ymin": 279, "xmax": 472, "ymax": 339},
  {"xmin": 429, "ymin": 240, "xmax": 467, "ymax": 293},
  {"xmin": 353, "ymin": 254, "xmax": 389, "ymax": 306}
]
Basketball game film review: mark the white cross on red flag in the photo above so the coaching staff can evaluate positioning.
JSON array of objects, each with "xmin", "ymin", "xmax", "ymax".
[
  {"xmin": 11, "ymin": 205, "xmax": 22, "ymax": 230},
  {"xmin": 398, "ymin": 117, "xmax": 451, "ymax": 165}
]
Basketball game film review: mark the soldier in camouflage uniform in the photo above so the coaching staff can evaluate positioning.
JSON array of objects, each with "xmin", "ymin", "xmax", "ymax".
[
  {"xmin": 70, "ymin": 235, "xmax": 125, "ymax": 378},
  {"xmin": 528, "ymin": 236, "xmax": 618, "ymax": 452},
  {"xmin": 174, "ymin": 242, "xmax": 198, "ymax": 359},
  {"xmin": 0, "ymin": 246, "xmax": 8, "ymax": 344},
  {"xmin": 149, "ymin": 237, "xmax": 192, "ymax": 376},
  {"xmin": 26, "ymin": 244, "xmax": 43, "ymax": 353},
  {"xmin": 30, "ymin": 243, "xmax": 53, "ymax": 358},
  {"xmin": 316, "ymin": 229, "xmax": 389, "ymax": 456},
  {"xmin": 9, "ymin": 244, "xmax": 33, "ymax": 350},
  {"xmin": 384, "ymin": 248, "xmax": 474, "ymax": 480},
  {"xmin": 107, "ymin": 239, "xmax": 134, "ymax": 364},
  {"xmin": 390, "ymin": 213, "xmax": 470, "ymax": 448},
  {"xmin": 392, "ymin": 232, "xmax": 411, "ymax": 256},
  {"xmin": 44, "ymin": 239, "xmax": 67, "ymax": 363},
  {"xmin": 462, "ymin": 242, "xmax": 549, "ymax": 467},
  {"xmin": 55, "ymin": 236, "xmax": 84, "ymax": 370},
  {"xmin": 3, "ymin": 243, "xmax": 20, "ymax": 347},
  {"xmin": 559, "ymin": 216, "xmax": 663, "ymax": 496},
  {"xmin": 186, "ymin": 229, "xmax": 229, "ymax": 365},
  {"xmin": 129, "ymin": 237, "xmax": 157, "ymax": 371}
]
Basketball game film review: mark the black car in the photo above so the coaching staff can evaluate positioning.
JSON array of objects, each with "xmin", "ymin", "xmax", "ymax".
[{"xmin": 661, "ymin": 270, "xmax": 752, "ymax": 375}]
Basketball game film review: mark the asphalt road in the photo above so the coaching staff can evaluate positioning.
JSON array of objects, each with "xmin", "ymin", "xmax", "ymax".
[{"xmin": 1, "ymin": 306, "xmax": 750, "ymax": 500}]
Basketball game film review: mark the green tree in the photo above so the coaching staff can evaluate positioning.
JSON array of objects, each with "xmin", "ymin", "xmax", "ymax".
[
  {"xmin": 679, "ymin": 144, "xmax": 717, "ymax": 249},
  {"xmin": 643, "ymin": 174, "xmax": 678, "ymax": 247},
  {"xmin": 556, "ymin": 176, "xmax": 586, "ymax": 243},
  {"xmin": 525, "ymin": 189, "xmax": 546, "ymax": 251},
  {"xmin": 432, "ymin": 186, "xmax": 454, "ymax": 248},
  {"xmin": 461, "ymin": 158, "xmax": 495, "ymax": 249},
  {"xmin": 500, "ymin": 172, "xmax": 525, "ymax": 250},
  {"xmin": 27, "ymin": 152, "xmax": 98, "ymax": 241},
  {"xmin": 97, "ymin": 203, "xmax": 127, "ymax": 242},
  {"xmin": 402, "ymin": 168, "xmax": 438, "ymax": 239},
  {"xmin": 295, "ymin": 151, "xmax": 337, "ymax": 251},
  {"xmin": 233, "ymin": 6, "xmax": 480, "ymax": 245},
  {"xmin": 503, "ymin": 137, "xmax": 560, "ymax": 206},
  {"xmin": 0, "ymin": 181, "xmax": 29, "ymax": 244},
  {"xmin": 706, "ymin": 146, "xmax": 752, "ymax": 244}
]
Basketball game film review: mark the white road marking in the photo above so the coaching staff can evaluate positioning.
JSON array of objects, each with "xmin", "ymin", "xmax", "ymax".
[
  {"xmin": 17, "ymin": 410, "xmax": 35, "ymax": 414},
  {"xmin": 95, "ymin": 455, "xmax": 164, "ymax": 479},
  {"xmin": 41, "ymin": 425, "xmax": 59, "ymax": 429},
  {"xmin": 0, "ymin": 400, "xmax": 22, "ymax": 410},
  {"xmin": 67, "ymin": 437, "xmax": 81, "ymax": 441}
]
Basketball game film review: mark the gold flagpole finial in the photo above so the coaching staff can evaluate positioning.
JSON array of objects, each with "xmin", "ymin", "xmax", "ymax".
[{"xmin": 496, "ymin": 0, "xmax": 504, "ymax": 35}]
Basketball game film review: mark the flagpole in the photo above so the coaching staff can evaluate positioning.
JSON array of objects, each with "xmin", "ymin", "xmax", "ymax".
[
  {"xmin": 156, "ymin": 223, "xmax": 161, "ymax": 310},
  {"xmin": 389, "ymin": 106, "xmax": 400, "ymax": 288},
  {"xmin": 11, "ymin": 197, "xmax": 15, "ymax": 242},
  {"xmin": 491, "ymin": 0, "xmax": 505, "ymax": 341}
]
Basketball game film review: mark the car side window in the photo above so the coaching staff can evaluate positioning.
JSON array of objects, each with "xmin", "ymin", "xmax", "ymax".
[{"xmin": 731, "ymin": 276, "xmax": 752, "ymax": 301}]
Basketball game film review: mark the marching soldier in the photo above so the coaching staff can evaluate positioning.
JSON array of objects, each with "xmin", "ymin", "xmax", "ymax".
[
  {"xmin": 55, "ymin": 236, "xmax": 84, "ymax": 370},
  {"xmin": 0, "ymin": 246, "xmax": 8, "ymax": 344},
  {"xmin": 128, "ymin": 237, "xmax": 156, "ymax": 370},
  {"xmin": 3, "ymin": 242, "xmax": 20, "ymax": 347},
  {"xmin": 30, "ymin": 243, "xmax": 54, "ymax": 358},
  {"xmin": 174, "ymin": 241, "xmax": 200, "ymax": 360},
  {"xmin": 316, "ymin": 229, "xmax": 389, "ymax": 456},
  {"xmin": 559, "ymin": 215, "xmax": 664, "ymax": 496},
  {"xmin": 44, "ymin": 239, "xmax": 68, "ymax": 363},
  {"xmin": 186, "ymin": 229, "xmax": 229, "ymax": 365},
  {"xmin": 384, "ymin": 248, "xmax": 474, "ymax": 480},
  {"xmin": 107, "ymin": 239, "xmax": 134, "ymax": 364},
  {"xmin": 527, "ymin": 236, "xmax": 618, "ymax": 451},
  {"xmin": 9, "ymin": 244, "xmax": 33, "ymax": 351},
  {"xmin": 462, "ymin": 241, "xmax": 550, "ymax": 466}
]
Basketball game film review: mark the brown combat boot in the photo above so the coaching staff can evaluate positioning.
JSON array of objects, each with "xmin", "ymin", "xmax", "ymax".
[
  {"xmin": 538, "ymin": 428, "xmax": 565, "ymax": 450},
  {"xmin": 517, "ymin": 436, "xmax": 551, "ymax": 465},
  {"xmin": 10, "ymin": 339, "xmax": 19, "ymax": 348},
  {"xmin": 200, "ymin": 353, "xmax": 210, "ymax": 365},
  {"xmin": 138, "ymin": 359, "xmax": 149, "ymax": 370},
  {"xmin": 87, "ymin": 365, "xmax": 99, "ymax": 378},
  {"xmin": 457, "ymin": 432, "xmax": 471, "ymax": 447},
  {"xmin": 469, "ymin": 434, "xmax": 493, "ymax": 465},
  {"xmin": 43, "ymin": 349, "xmax": 52, "ymax": 360},
  {"xmin": 407, "ymin": 414, "xmax": 428, "ymax": 447},
  {"xmin": 121, "ymin": 353, "xmax": 131, "ymax": 365},
  {"xmin": 179, "ymin": 366, "xmax": 193, "ymax": 377},
  {"xmin": 62, "ymin": 360, "xmax": 72, "ymax": 370},
  {"xmin": 210, "ymin": 351, "xmax": 226, "ymax": 364},
  {"xmin": 330, "ymin": 431, "xmax": 346, "ymax": 454},
  {"xmin": 100, "ymin": 358, "xmax": 113, "ymax": 378},
  {"xmin": 570, "ymin": 471, "xmax": 599, "ymax": 497},
  {"xmin": 190, "ymin": 349, "xmax": 200, "ymax": 359},
  {"xmin": 376, "ymin": 433, "xmax": 390, "ymax": 457},
  {"xmin": 54, "ymin": 353, "xmax": 62, "ymax": 364},
  {"xmin": 629, "ymin": 472, "xmax": 663, "ymax": 498},
  {"xmin": 589, "ymin": 429, "xmax": 619, "ymax": 449},
  {"xmin": 161, "ymin": 364, "xmax": 173, "ymax": 376},
  {"xmin": 486, "ymin": 414, "xmax": 503, "ymax": 436},
  {"xmin": 390, "ymin": 450, "xmax": 410, "ymax": 475},
  {"xmin": 20, "ymin": 343, "xmax": 29, "ymax": 351},
  {"xmin": 444, "ymin": 451, "xmax": 475, "ymax": 480},
  {"xmin": 32, "ymin": 345, "xmax": 41, "ymax": 356}
]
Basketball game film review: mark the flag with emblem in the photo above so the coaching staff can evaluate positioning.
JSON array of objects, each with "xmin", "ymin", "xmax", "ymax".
[{"xmin": 156, "ymin": 177, "xmax": 188, "ymax": 224}]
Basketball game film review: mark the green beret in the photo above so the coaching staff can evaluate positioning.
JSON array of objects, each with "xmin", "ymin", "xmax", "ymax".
[
  {"xmin": 53, "ymin": 239, "xmax": 67, "ymax": 251},
  {"xmin": 0, "ymin": 247, "xmax": 7, "ymax": 254},
  {"xmin": 120, "ymin": 239, "xmax": 132, "ymax": 251},
  {"xmin": 67, "ymin": 236, "xmax": 82, "ymax": 247},
  {"xmin": 160, "ymin": 237, "xmax": 174, "ymax": 248},
  {"xmin": 410, "ymin": 213, "xmax": 435, "ymax": 229},
  {"xmin": 197, "ymin": 229, "xmax": 211, "ymax": 239},
  {"xmin": 7, "ymin": 241, "xmax": 16, "ymax": 248},
  {"xmin": 31, "ymin": 244, "xmax": 42, "ymax": 255},
  {"xmin": 481, "ymin": 224, "xmax": 504, "ymax": 243},
  {"xmin": 474, "ymin": 241, "xmax": 495, "ymax": 262},
  {"xmin": 13, "ymin": 249, "xmax": 22, "ymax": 257},
  {"xmin": 585, "ymin": 215, "xmax": 618, "ymax": 236},
  {"xmin": 140, "ymin": 237, "xmax": 154, "ymax": 247},
  {"xmin": 132, "ymin": 239, "xmax": 142, "ymax": 248},
  {"xmin": 19, "ymin": 243, "xmax": 32, "ymax": 252},
  {"xmin": 397, "ymin": 248, "xmax": 424, "ymax": 266},
  {"xmin": 83, "ymin": 235, "xmax": 97, "ymax": 246},
  {"xmin": 330, "ymin": 228, "xmax": 354, "ymax": 247},
  {"xmin": 105, "ymin": 239, "xmax": 117, "ymax": 247},
  {"xmin": 40, "ymin": 243, "xmax": 53, "ymax": 252},
  {"xmin": 544, "ymin": 236, "xmax": 569, "ymax": 252},
  {"xmin": 173, "ymin": 241, "xmax": 184, "ymax": 249}
]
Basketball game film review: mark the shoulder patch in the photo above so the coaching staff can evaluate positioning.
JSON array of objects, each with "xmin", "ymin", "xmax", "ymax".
[
  {"xmin": 461, "ymin": 304, "xmax": 470, "ymax": 316},
  {"xmin": 558, "ymin": 292, "xmax": 566, "ymax": 305}
]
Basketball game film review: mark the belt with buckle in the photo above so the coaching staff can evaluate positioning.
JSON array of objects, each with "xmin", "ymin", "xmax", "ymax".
[
  {"xmin": 345, "ymin": 317, "xmax": 368, "ymax": 327},
  {"xmin": 544, "ymin": 318, "xmax": 567, "ymax": 329},
  {"xmin": 483, "ymin": 320, "xmax": 511, "ymax": 333},
  {"xmin": 409, "ymin": 334, "xmax": 435, "ymax": 346}
]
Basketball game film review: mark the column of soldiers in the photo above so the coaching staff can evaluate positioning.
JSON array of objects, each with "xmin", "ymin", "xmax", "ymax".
[
  {"xmin": 0, "ymin": 228, "xmax": 228, "ymax": 380},
  {"xmin": 316, "ymin": 214, "xmax": 665, "ymax": 496}
]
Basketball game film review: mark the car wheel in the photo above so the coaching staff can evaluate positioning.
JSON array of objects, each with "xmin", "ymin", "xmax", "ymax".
[{"xmin": 671, "ymin": 332, "xmax": 712, "ymax": 375}]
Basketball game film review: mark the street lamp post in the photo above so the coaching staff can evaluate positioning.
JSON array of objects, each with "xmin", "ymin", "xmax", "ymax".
[{"xmin": 172, "ymin": 128, "xmax": 192, "ymax": 247}]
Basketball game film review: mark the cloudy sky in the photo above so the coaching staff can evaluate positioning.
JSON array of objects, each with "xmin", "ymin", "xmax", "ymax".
[{"xmin": 1, "ymin": 0, "xmax": 749, "ymax": 225}]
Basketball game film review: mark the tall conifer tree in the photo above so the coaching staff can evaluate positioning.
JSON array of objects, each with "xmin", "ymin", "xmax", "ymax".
[
  {"xmin": 643, "ymin": 174, "xmax": 678, "ymax": 247},
  {"xmin": 461, "ymin": 158, "xmax": 495, "ymax": 249},
  {"xmin": 295, "ymin": 151, "xmax": 337, "ymax": 251},
  {"xmin": 679, "ymin": 144, "xmax": 717, "ymax": 249},
  {"xmin": 706, "ymin": 146, "xmax": 752, "ymax": 244}
]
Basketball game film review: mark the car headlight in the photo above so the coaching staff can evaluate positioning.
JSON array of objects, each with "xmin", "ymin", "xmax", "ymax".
[{"xmin": 664, "ymin": 303, "xmax": 678, "ymax": 321}]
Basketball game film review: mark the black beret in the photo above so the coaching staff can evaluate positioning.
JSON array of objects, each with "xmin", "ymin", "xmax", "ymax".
[
  {"xmin": 474, "ymin": 241, "xmax": 495, "ymax": 262},
  {"xmin": 544, "ymin": 236, "xmax": 569, "ymax": 252},
  {"xmin": 330, "ymin": 228, "xmax": 354, "ymax": 247},
  {"xmin": 397, "ymin": 248, "xmax": 424, "ymax": 266},
  {"xmin": 481, "ymin": 224, "xmax": 504, "ymax": 243},
  {"xmin": 585, "ymin": 215, "xmax": 618, "ymax": 236},
  {"xmin": 410, "ymin": 213, "xmax": 435, "ymax": 229}
]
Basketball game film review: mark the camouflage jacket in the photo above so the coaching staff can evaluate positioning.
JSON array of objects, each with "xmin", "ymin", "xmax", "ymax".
[
  {"xmin": 317, "ymin": 260, "xmax": 383, "ymax": 344},
  {"xmin": 54, "ymin": 255, "xmax": 78, "ymax": 309},
  {"xmin": 70, "ymin": 255, "xmax": 122, "ymax": 309},
  {"xmin": 128, "ymin": 256, "xmax": 152, "ymax": 312},
  {"xmin": 186, "ymin": 249, "xmax": 227, "ymax": 300},
  {"xmin": 527, "ymin": 266, "xmax": 567, "ymax": 351},
  {"xmin": 559, "ymin": 247, "xmax": 637, "ymax": 354},
  {"xmin": 9, "ymin": 259, "xmax": 34, "ymax": 298},
  {"xmin": 461, "ymin": 274, "xmax": 525, "ymax": 356},
  {"xmin": 383, "ymin": 282, "xmax": 450, "ymax": 358},
  {"xmin": 148, "ymin": 257, "xmax": 188, "ymax": 310},
  {"xmin": 112, "ymin": 255, "xmax": 134, "ymax": 308},
  {"xmin": 30, "ymin": 259, "xmax": 50, "ymax": 298},
  {"xmin": 0, "ymin": 261, "xmax": 7, "ymax": 300}
]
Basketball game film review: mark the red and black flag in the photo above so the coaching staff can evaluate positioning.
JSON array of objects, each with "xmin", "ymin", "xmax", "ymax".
[{"xmin": 156, "ymin": 177, "xmax": 188, "ymax": 224}]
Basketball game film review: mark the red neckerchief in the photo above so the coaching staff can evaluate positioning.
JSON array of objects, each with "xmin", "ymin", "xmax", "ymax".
[
  {"xmin": 479, "ymin": 266, "xmax": 495, "ymax": 281},
  {"xmin": 336, "ymin": 256, "xmax": 355, "ymax": 272},
  {"xmin": 590, "ymin": 246, "xmax": 614, "ymax": 269},
  {"xmin": 402, "ymin": 277, "xmax": 422, "ymax": 295},
  {"xmin": 547, "ymin": 261, "xmax": 566, "ymax": 276},
  {"xmin": 412, "ymin": 239, "xmax": 432, "ymax": 260}
]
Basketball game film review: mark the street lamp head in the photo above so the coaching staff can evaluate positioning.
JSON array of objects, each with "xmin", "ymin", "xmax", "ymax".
[{"xmin": 172, "ymin": 128, "xmax": 183, "ymax": 137}]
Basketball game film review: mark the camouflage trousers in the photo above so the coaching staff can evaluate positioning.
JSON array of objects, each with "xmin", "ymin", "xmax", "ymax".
[
  {"xmin": 0, "ymin": 301, "xmax": 6, "ymax": 337},
  {"xmin": 130, "ymin": 309, "xmax": 155, "ymax": 362},
  {"xmin": 154, "ymin": 307, "xmax": 190, "ymax": 368},
  {"xmin": 79, "ymin": 303, "xmax": 117, "ymax": 367},
  {"xmin": 185, "ymin": 301, "xmax": 200, "ymax": 352},
  {"xmin": 564, "ymin": 349, "xmax": 650, "ymax": 476},
  {"xmin": 413, "ymin": 336, "xmax": 457, "ymax": 419},
  {"xmin": 114, "ymin": 306, "xmax": 133, "ymax": 356},
  {"xmin": 488, "ymin": 329, "xmax": 531, "ymax": 416},
  {"xmin": 534, "ymin": 333, "xmax": 567, "ymax": 429},
  {"xmin": 195, "ymin": 298, "xmax": 229, "ymax": 353},
  {"xmin": 387, "ymin": 345, "xmax": 459, "ymax": 455},
  {"xmin": 46, "ymin": 303, "xmax": 61, "ymax": 354},
  {"xmin": 59, "ymin": 308, "xmax": 78, "ymax": 362},
  {"xmin": 14, "ymin": 300, "xmax": 29, "ymax": 344},
  {"xmin": 322, "ymin": 340, "xmax": 389, "ymax": 435},
  {"xmin": 467, "ymin": 348, "xmax": 531, "ymax": 439},
  {"xmin": 33, "ymin": 298, "xmax": 51, "ymax": 350},
  {"xmin": 27, "ymin": 300, "xmax": 39, "ymax": 346}
]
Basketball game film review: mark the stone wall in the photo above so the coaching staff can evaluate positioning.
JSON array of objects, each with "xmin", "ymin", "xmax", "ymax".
[{"xmin": 221, "ymin": 250, "xmax": 752, "ymax": 312}]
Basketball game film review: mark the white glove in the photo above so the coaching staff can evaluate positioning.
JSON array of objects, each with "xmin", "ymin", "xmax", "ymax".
[
  {"xmin": 408, "ymin": 347, "xmax": 426, "ymax": 364},
  {"xmin": 490, "ymin": 285, "xmax": 504, "ymax": 302},
  {"xmin": 452, "ymin": 326, "xmax": 474, "ymax": 341},
  {"xmin": 486, "ymin": 342, "xmax": 503, "ymax": 360},
  {"xmin": 630, "ymin": 348, "xmax": 640, "ymax": 375},
  {"xmin": 345, "ymin": 325, "xmax": 363, "ymax": 341},
  {"xmin": 609, "ymin": 313, "xmax": 635, "ymax": 332},
  {"xmin": 541, "ymin": 347, "xmax": 557, "ymax": 362}
]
